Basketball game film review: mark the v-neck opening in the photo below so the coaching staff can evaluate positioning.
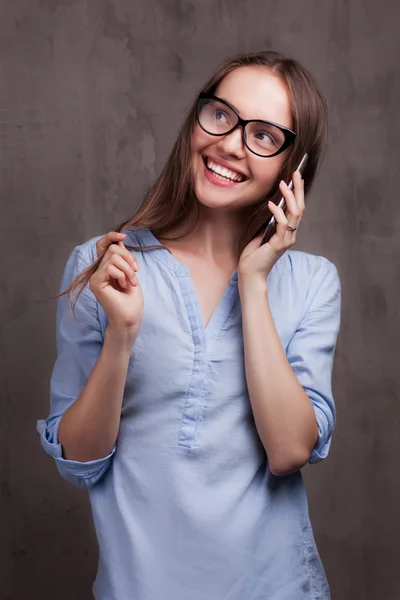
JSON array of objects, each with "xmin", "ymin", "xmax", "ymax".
[
  {"xmin": 127, "ymin": 227, "xmax": 241, "ymax": 452},
  {"xmin": 181, "ymin": 266, "xmax": 238, "ymax": 339},
  {"xmin": 131, "ymin": 228, "xmax": 239, "ymax": 341}
]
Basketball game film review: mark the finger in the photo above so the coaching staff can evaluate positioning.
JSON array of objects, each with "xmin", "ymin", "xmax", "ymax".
[
  {"xmin": 96, "ymin": 232, "xmax": 127, "ymax": 257},
  {"xmin": 104, "ymin": 242, "xmax": 139, "ymax": 274},
  {"xmin": 268, "ymin": 201, "xmax": 288, "ymax": 242},
  {"xmin": 102, "ymin": 252, "xmax": 137, "ymax": 286},
  {"xmin": 269, "ymin": 201, "xmax": 297, "ymax": 247},
  {"xmin": 117, "ymin": 241, "xmax": 140, "ymax": 272},
  {"xmin": 105, "ymin": 264, "xmax": 130, "ymax": 289},
  {"xmin": 292, "ymin": 170, "xmax": 305, "ymax": 211},
  {"xmin": 279, "ymin": 180, "xmax": 302, "ymax": 226},
  {"xmin": 247, "ymin": 233, "xmax": 264, "ymax": 252}
]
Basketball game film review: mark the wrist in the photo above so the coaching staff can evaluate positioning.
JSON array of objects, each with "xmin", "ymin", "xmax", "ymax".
[
  {"xmin": 105, "ymin": 323, "xmax": 138, "ymax": 354},
  {"xmin": 238, "ymin": 272, "xmax": 268, "ymax": 295}
]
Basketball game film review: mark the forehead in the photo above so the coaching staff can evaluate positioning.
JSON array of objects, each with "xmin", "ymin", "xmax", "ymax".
[{"xmin": 215, "ymin": 65, "xmax": 293, "ymax": 129}]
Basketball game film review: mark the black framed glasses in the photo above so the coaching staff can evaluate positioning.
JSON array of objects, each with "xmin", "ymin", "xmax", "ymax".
[{"xmin": 196, "ymin": 92, "xmax": 296, "ymax": 158}]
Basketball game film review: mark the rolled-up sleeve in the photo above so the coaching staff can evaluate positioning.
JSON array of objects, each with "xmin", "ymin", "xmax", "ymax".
[
  {"xmin": 286, "ymin": 258, "xmax": 341, "ymax": 464},
  {"xmin": 37, "ymin": 243, "xmax": 115, "ymax": 489}
]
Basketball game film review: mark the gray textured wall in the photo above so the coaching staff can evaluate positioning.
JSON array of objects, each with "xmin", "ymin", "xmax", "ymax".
[{"xmin": 1, "ymin": 1, "xmax": 399, "ymax": 599}]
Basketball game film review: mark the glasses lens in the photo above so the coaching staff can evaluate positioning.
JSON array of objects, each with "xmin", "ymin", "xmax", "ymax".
[
  {"xmin": 245, "ymin": 121, "xmax": 286, "ymax": 157},
  {"xmin": 197, "ymin": 98, "xmax": 238, "ymax": 135}
]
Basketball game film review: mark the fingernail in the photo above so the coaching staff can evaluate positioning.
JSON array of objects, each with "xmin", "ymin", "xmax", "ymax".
[
  {"xmin": 119, "ymin": 233, "xmax": 126, "ymax": 237},
  {"xmin": 280, "ymin": 180, "xmax": 286, "ymax": 187}
]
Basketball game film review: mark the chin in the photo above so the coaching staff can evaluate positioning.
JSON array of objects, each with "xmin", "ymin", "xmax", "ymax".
[
  {"xmin": 195, "ymin": 191, "xmax": 249, "ymax": 212},
  {"xmin": 192, "ymin": 159, "xmax": 264, "ymax": 211},
  {"xmin": 194, "ymin": 177, "xmax": 260, "ymax": 211}
]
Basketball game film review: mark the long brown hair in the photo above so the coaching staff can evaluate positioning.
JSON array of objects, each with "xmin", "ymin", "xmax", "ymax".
[{"xmin": 60, "ymin": 50, "xmax": 328, "ymax": 316}]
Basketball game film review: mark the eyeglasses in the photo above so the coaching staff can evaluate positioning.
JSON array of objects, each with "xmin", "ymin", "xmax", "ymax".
[{"xmin": 196, "ymin": 92, "xmax": 296, "ymax": 158}]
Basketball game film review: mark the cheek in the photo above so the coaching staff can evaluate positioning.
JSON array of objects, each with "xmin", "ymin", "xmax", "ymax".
[
  {"xmin": 191, "ymin": 125, "xmax": 214, "ymax": 154},
  {"xmin": 250, "ymin": 156, "xmax": 284, "ymax": 191}
]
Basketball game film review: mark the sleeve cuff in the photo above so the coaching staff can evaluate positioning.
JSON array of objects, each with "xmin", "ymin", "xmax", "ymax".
[
  {"xmin": 308, "ymin": 406, "xmax": 333, "ymax": 464},
  {"xmin": 37, "ymin": 419, "xmax": 115, "ymax": 488}
]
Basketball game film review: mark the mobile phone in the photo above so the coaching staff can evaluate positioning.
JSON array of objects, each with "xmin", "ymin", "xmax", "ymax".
[{"xmin": 259, "ymin": 152, "xmax": 309, "ymax": 246}]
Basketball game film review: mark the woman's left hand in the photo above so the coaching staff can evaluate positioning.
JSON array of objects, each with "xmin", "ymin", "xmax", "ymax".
[{"xmin": 238, "ymin": 170, "xmax": 305, "ymax": 282}]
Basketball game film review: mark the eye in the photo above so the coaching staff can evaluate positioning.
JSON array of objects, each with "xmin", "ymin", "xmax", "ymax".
[
  {"xmin": 247, "ymin": 122, "xmax": 285, "ymax": 152},
  {"xmin": 214, "ymin": 108, "xmax": 229, "ymax": 123},
  {"xmin": 254, "ymin": 131, "xmax": 278, "ymax": 146},
  {"xmin": 198, "ymin": 99, "xmax": 236, "ymax": 134}
]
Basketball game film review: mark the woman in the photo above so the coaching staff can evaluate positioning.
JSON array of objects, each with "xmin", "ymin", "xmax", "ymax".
[{"xmin": 38, "ymin": 50, "xmax": 341, "ymax": 599}]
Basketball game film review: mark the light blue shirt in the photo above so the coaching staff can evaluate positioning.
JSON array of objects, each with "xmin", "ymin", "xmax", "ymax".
[{"xmin": 37, "ymin": 228, "xmax": 341, "ymax": 600}]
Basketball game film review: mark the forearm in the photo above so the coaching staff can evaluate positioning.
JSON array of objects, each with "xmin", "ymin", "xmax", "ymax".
[
  {"xmin": 239, "ymin": 276, "xmax": 318, "ymax": 475},
  {"xmin": 58, "ymin": 325, "xmax": 136, "ymax": 462}
]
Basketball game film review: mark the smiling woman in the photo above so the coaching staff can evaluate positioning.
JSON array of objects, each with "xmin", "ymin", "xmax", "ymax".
[
  {"xmin": 192, "ymin": 66, "xmax": 296, "ymax": 209},
  {"xmin": 38, "ymin": 51, "xmax": 340, "ymax": 600}
]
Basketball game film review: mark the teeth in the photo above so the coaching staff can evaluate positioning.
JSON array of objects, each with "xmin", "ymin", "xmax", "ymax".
[{"xmin": 206, "ymin": 159, "xmax": 244, "ymax": 182}]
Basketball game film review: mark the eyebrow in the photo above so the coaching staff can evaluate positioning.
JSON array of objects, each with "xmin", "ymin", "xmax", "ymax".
[
  {"xmin": 218, "ymin": 95, "xmax": 275, "ymax": 124},
  {"xmin": 216, "ymin": 96, "xmax": 240, "ymax": 113},
  {"xmin": 218, "ymin": 96, "xmax": 244, "ymax": 116},
  {"xmin": 216, "ymin": 94, "xmax": 294, "ymax": 132}
]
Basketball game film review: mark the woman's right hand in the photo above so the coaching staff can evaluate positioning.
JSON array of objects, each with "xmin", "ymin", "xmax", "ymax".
[{"xmin": 89, "ymin": 232, "xmax": 144, "ymax": 336}]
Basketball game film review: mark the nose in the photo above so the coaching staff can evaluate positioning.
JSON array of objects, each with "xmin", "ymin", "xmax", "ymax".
[{"xmin": 216, "ymin": 125, "xmax": 247, "ymax": 159}]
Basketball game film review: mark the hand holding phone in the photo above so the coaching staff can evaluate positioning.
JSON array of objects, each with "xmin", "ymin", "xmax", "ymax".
[{"xmin": 259, "ymin": 152, "xmax": 308, "ymax": 246}]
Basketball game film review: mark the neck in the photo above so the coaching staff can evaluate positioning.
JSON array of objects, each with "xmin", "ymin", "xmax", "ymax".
[{"xmin": 161, "ymin": 206, "xmax": 247, "ymax": 262}]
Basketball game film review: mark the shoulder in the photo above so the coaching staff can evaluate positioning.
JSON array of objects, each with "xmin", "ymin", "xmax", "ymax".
[
  {"xmin": 66, "ymin": 229, "xmax": 149, "ymax": 273},
  {"xmin": 66, "ymin": 235, "xmax": 104, "ymax": 267},
  {"xmin": 278, "ymin": 250, "xmax": 339, "ymax": 285},
  {"xmin": 271, "ymin": 250, "xmax": 341, "ymax": 312},
  {"xmin": 284, "ymin": 249, "xmax": 336, "ymax": 273}
]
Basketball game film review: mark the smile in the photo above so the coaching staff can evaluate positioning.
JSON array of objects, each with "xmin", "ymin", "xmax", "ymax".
[{"xmin": 203, "ymin": 157, "xmax": 247, "ymax": 184}]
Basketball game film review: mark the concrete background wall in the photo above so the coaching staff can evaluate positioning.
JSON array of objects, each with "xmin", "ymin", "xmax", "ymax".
[{"xmin": 1, "ymin": 1, "xmax": 399, "ymax": 598}]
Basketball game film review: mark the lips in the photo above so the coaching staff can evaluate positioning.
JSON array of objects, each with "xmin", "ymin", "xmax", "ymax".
[{"xmin": 203, "ymin": 156, "xmax": 248, "ymax": 183}]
